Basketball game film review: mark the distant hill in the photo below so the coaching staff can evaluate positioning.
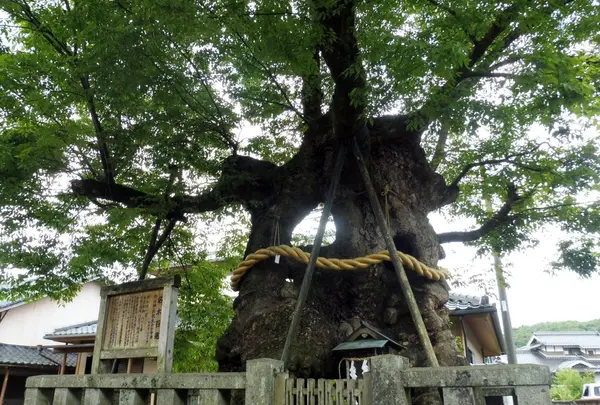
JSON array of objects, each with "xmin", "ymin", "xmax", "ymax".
[{"xmin": 513, "ymin": 320, "xmax": 600, "ymax": 348}]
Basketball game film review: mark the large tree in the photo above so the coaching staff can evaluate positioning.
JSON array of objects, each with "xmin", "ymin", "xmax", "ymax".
[{"xmin": 1, "ymin": 0, "xmax": 599, "ymax": 401}]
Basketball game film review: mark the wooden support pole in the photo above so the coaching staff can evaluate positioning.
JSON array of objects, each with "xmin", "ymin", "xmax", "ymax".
[
  {"xmin": 352, "ymin": 139, "xmax": 439, "ymax": 367},
  {"xmin": 127, "ymin": 359, "xmax": 133, "ymax": 374},
  {"xmin": 60, "ymin": 352, "xmax": 67, "ymax": 375},
  {"xmin": 280, "ymin": 145, "xmax": 346, "ymax": 368},
  {"xmin": 0, "ymin": 368, "xmax": 9, "ymax": 405},
  {"xmin": 74, "ymin": 354, "xmax": 81, "ymax": 375}
]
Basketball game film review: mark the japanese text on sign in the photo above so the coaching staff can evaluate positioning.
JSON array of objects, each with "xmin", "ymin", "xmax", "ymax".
[{"xmin": 102, "ymin": 289, "xmax": 163, "ymax": 350}]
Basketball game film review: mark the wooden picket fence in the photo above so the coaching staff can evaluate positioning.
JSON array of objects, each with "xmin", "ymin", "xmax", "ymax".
[{"xmin": 276, "ymin": 376, "xmax": 368, "ymax": 405}]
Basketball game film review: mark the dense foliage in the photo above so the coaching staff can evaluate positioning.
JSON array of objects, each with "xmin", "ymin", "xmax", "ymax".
[
  {"xmin": 171, "ymin": 261, "xmax": 233, "ymax": 372},
  {"xmin": 550, "ymin": 369, "xmax": 594, "ymax": 401},
  {"xmin": 0, "ymin": 0, "xmax": 599, "ymax": 307},
  {"xmin": 513, "ymin": 319, "xmax": 600, "ymax": 348}
]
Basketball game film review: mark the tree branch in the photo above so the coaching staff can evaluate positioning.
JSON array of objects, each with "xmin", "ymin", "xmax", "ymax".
[
  {"xmin": 79, "ymin": 76, "xmax": 115, "ymax": 184},
  {"xmin": 234, "ymin": 93, "xmax": 301, "ymax": 112},
  {"xmin": 11, "ymin": 0, "xmax": 115, "ymax": 183},
  {"xmin": 11, "ymin": 0, "xmax": 73, "ymax": 56},
  {"xmin": 423, "ymin": 0, "xmax": 476, "ymax": 43},
  {"xmin": 438, "ymin": 184, "xmax": 524, "ymax": 244},
  {"xmin": 301, "ymin": 49, "xmax": 324, "ymax": 124},
  {"xmin": 224, "ymin": 26, "xmax": 308, "ymax": 124},
  {"xmin": 71, "ymin": 155, "xmax": 279, "ymax": 216},
  {"xmin": 408, "ymin": 3, "xmax": 524, "ymax": 132},
  {"xmin": 462, "ymin": 71, "xmax": 518, "ymax": 79},
  {"xmin": 161, "ymin": 33, "xmax": 239, "ymax": 154},
  {"xmin": 139, "ymin": 218, "xmax": 163, "ymax": 280},
  {"xmin": 487, "ymin": 55, "xmax": 523, "ymax": 71},
  {"xmin": 449, "ymin": 144, "xmax": 544, "ymax": 187},
  {"xmin": 429, "ymin": 123, "xmax": 449, "ymax": 171},
  {"xmin": 318, "ymin": 0, "xmax": 366, "ymax": 140}
]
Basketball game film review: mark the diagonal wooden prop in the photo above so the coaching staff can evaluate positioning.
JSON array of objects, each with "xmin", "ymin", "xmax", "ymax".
[{"xmin": 280, "ymin": 140, "xmax": 438, "ymax": 369}]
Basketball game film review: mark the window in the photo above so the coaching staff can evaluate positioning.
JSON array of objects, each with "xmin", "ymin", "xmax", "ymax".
[
  {"xmin": 84, "ymin": 356, "xmax": 93, "ymax": 374},
  {"xmin": 595, "ymin": 387, "xmax": 600, "ymax": 397},
  {"xmin": 583, "ymin": 387, "xmax": 590, "ymax": 397},
  {"xmin": 588, "ymin": 350, "xmax": 594, "ymax": 356},
  {"xmin": 467, "ymin": 348, "xmax": 474, "ymax": 365}
]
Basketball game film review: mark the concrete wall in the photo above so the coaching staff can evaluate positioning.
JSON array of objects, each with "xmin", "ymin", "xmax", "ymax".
[{"xmin": 0, "ymin": 282, "xmax": 102, "ymax": 345}]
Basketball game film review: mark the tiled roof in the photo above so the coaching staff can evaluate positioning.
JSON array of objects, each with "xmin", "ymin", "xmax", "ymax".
[
  {"xmin": 44, "ymin": 321, "xmax": 97, "ymax": 340},
  {"xmin": 446, "ymin": 293, "xmax": 494, "ymax": 311},
  {"xmin": 530, "ymin": 331, "xmax": 600, "ymax": 349},
  {"xmin": 0, "ymin": 343, "xmax": 77, "ymax": 367},
  {"xmin": 557, "ymin": 359, "xmax": 600, "ymax": 370}
]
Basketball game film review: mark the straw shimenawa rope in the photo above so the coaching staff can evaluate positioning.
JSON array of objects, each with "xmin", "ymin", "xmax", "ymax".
[{"xmin": 230, "ymin": 244, "xmax": 450, "ymax": 291}]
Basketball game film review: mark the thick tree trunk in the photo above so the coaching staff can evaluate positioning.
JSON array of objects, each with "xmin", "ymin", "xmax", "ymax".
[{"xmin": 216, "ymin": 119, "xmax": 463, "ymax": 403}]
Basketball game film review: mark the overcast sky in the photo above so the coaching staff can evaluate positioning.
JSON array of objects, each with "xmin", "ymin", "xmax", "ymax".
[
  {"xmin": 284, "ymin": 209, "xmax": 600, "ymax": 329},
  {"xmin": 431, "ymin": 215, "xmax": 600, "ymax": 328}
]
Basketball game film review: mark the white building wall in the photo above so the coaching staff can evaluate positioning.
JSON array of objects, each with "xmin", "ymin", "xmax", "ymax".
[
  {"xmin": 0, "ymin": 282, "xmax": 102, "ymax": 346},
  {"xmin": 463, "ymin": 322, "xmax": 485, "ymax": 364}
]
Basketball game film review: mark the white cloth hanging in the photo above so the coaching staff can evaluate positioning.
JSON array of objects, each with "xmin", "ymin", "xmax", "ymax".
[
  {"xmin": 349, "ymin": 360, "xmax": 357, "ymax": 380},
  {"xmin": 361, "ymin": 359, "xmax": 369, "ymax": 374}
]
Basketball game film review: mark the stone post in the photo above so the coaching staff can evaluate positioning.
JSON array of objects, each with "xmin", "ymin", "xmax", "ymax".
[
  {"xmin": 366, "ymin": 355, "xmax": 410, "ymax": 405},
  {"xmin": 24, "ymin": 388, "xmax": 50, "ymax": 405},
  {"xmin": 244, "ymin": 358, "xmax": 284, "ymax": 405},
  {"xmin": 119, "ymin": 389, "xmax": 146, "ymax": 405},
  {"xmin": 195, "ymin": 389, "xmax": 228, "ymax": 405},
  {"xmin": 53, "ymin": 388, "xmax": 79, "ymax": 405},
  {"xmin": 83, "ymin": 389, "xmax": 112, "ymax": 405},
  {"xmin": 155, "ymin": 389, "xmax": 186, "ymax": 405}
]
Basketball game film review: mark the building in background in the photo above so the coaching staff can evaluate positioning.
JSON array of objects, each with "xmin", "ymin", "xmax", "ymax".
[
  {"xmin": 0, "ymin": 344, "xmax": 76, "ymax": 405},
  {"xmin": 0, "ymin": 280, "xmax": 102, "ymax": 405},
  {"xmin": 514, "ymin": 331, "xmax": 600, "ymax": 383},
  {"xmin": 0, "ymin": 280, "xmax": 103, "ymax": 346},
  {"xmin": 447, "ymin": 293, "xmax": 505, "ymax": 364}
]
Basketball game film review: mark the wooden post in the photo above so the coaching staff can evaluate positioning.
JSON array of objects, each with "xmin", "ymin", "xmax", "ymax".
[
  {"xmin": 74, "ymin": 354, "xmax": 81, "ymax": 375},
  {"xmin": 126, "ymin": 359, "xmax": 133, "ymax": 374},
  {"xmin": 352, "ymin": 139, "xmax": 439, "ymax": 367},
  {"xmin": 91, "ymin": 294, "xmax": 111, "ymax": 375},
  {"xmin": 157, "ymin": 283, "xmax": 178, "ymax": 373},
  {"xmin": 273, "ymin": 372, "xmax": 288, "ymax": 405},
  {"xmin": 60, "ymin": 352, "xmax": 67, "ymax": 375},
  {"xmin": 280, "ymin": 146, "xmax": 346, "ymax": 368},
  {"xmin": 0, "ymin": 368, "xmax": 9, "ymax": 405}
]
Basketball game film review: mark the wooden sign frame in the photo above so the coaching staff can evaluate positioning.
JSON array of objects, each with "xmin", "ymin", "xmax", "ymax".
[{"xmin": 91, "ymin": 276, "xmax": 180, "ymax": 374}]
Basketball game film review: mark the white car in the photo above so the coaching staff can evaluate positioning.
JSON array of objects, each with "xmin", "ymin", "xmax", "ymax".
[{"xmin": 582, "ymin": 383, "xmax": 600, "ymax": 399}]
